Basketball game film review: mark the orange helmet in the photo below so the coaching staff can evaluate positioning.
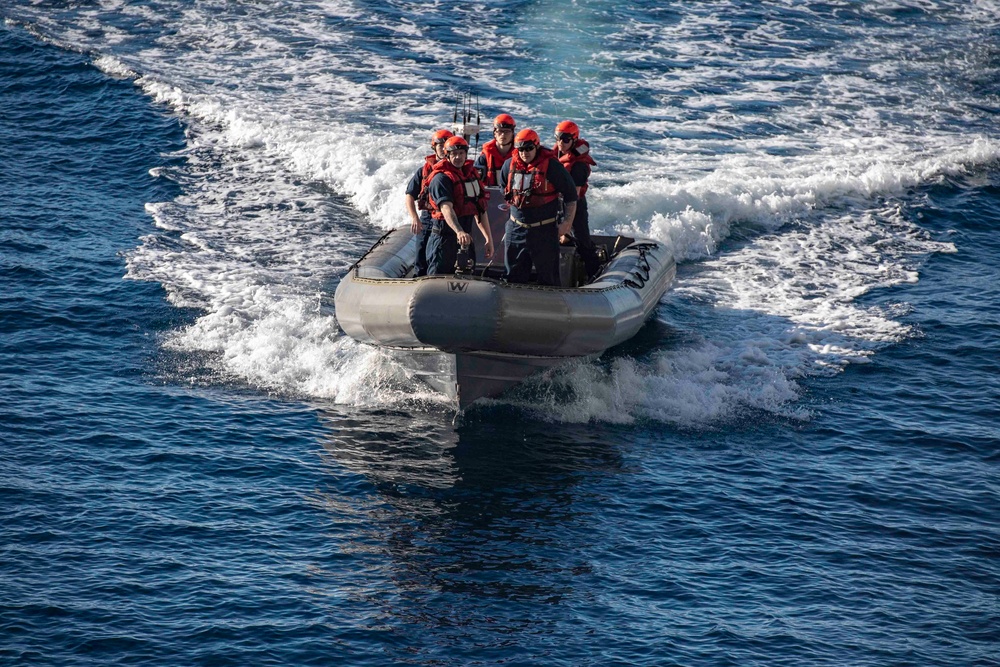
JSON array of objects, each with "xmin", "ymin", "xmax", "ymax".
[
  {"xmin": 514, "ymin": 129, "xmax": 540, "ymax": 149},
  {"xmin": 493, "ymin": 113, "xmax": 516, "ymax": 129},
  {"xmin": 444, "ymin": 136, "xmax": 469, "ymax": 152},
  {"xmin": 555, "ymin": 120, "xmax": 579, "ymax": 141},
  {"xmin": 431, "ymin": 129, "xmax": 454, "ymax": 146}
]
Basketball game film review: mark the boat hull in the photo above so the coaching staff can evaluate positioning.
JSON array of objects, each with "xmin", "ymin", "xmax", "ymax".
[{"xmin": 387, "ymin": 348, "xmax": 571, "ymax": 409}]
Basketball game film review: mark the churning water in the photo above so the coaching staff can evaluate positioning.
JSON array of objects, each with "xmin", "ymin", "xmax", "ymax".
[{"xmin": 2, "ymin": 2, "xmax": 998, "ymax": 665}]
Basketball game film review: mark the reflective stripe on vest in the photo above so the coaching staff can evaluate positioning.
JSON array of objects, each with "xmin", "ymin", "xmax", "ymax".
[{"xmin": 463, "ymin": 179, "xmax": 482, "ymax": 199}]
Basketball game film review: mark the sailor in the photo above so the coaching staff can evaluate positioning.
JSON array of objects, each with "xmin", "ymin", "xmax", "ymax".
[
  {"xmin": 405, "ymin": 128, "xmax": 453, "ymax": 276},
  {"xmin": 474, "ymin": 113, "xmax": 517, "ymax": 187},
  {"xmin": 553, "ymin": 120, "xmax": 601, "ymax": 280},
  {"xmin": 424, "ymin": 136, "xmax": 494, "ymax": 275},
  {"xmin": 499, "ymin": 129, "xmax": 578, "ymax": 286}
]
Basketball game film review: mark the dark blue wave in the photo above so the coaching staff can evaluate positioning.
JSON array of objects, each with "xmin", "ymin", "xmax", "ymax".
[{"xmin": 2, "ymin": 14, "xmax": 1000, "ymax": 667}]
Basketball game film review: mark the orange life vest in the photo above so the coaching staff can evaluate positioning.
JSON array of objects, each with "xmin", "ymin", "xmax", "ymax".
[
  {"xmin": 424, "ymin": 159, "xmax": 486, "ymax": 220},
  {"xmin": 479, "ymin": 139, "xmax": 514, "ymax": 187},
  {"xmin": 557, "ymin": 139, "xmax": 596, "ymax": 198},
  {"xmin": 505, "ymin": 148, "xmax": 560, "ymax": 209},
  {"xmin": 415, "ymin": 154, "xmax": 438, "ymax": 211}
]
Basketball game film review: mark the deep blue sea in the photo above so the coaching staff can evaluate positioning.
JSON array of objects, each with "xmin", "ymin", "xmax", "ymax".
[{"xmin": 2, "ymin": 2, "xmax": 999, "ymax": 665}]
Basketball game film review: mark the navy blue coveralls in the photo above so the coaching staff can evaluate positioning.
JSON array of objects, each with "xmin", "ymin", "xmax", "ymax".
[
  {"xmin": 405, "ymin": 164, "xmax": 434, "ymax": 277},
  {"xmin": 425, "ymin": 171, "xmax": 478, "ymax": 275},
  {"xmin": 566, "ymin": 160, "xmax": 601, "ymax": 280},
  {"xmin": 499, "ymin": 156, "xmax": 578, "ymax": 286}
]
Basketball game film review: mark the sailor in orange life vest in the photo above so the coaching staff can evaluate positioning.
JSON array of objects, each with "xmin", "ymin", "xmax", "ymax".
[
  {"xmin": 500, "ymin": 129, "xmax": 579, "ymax": 286},
  {"xmin": 553, "ymin": 120, "xmax": 601, "ymax": 280},
  {"xmin": 404, "ymin": 128, "xmax": 453, "ymax": 276},
  {"xmin": 473, "ymin": 113, "xmax": 516, "ymax": 187},
  {"xmin": 423, "ymin": 136, "xmax": 494, "ymax": 275}
]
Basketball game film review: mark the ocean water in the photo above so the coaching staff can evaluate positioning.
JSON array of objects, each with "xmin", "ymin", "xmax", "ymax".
[{"xmin": 1, "ymin": 1, "xmax": 999, "ymax": 665}]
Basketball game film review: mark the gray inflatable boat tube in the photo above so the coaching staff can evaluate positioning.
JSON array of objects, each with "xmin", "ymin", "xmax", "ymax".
[{"xmin": 335, "ymin": 226, "xmax": 676, "ymax": 359}]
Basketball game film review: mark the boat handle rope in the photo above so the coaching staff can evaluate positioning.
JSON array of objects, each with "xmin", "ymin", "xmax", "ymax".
[
  {"xmin": 623, "ymin": 243, "xmax": 656, "ymax": 289},
  {"xmin": 347, "ymin": 229, "xmax": 397, "ymax": 274}
]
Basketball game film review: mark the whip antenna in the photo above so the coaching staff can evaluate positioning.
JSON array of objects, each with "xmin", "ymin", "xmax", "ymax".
[
  {"xmin": 475, "ymin": 94, "xmax": 481, "ymax": 152},
  {"xmin": 450, "ymin": 92, "xmax": 483, "ymax": 145}
]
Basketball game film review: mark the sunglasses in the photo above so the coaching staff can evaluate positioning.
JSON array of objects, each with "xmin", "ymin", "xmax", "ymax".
[
  {"xmin": 494, "ymin": 124, "xmax": 515, "ymax": 131},
  {"xmin": 555, "ymin": 133, "xmax": 575, "ymax": 142},
  {"xmin": 447, "ymin": 147, "xmax": 467, "ymax": 153},
  {"xmin": 515, "ymin": 142, "xmax": 537, "ymax": 150}
]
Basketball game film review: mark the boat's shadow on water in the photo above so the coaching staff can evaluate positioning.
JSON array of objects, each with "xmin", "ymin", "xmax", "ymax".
[
  {"xmin": 315, "ymin": 405, "xmax": 630, "ymax": 494},
  {"xmin": 311, "ymin": 406, "xmax": 633, "ymax": 614}
]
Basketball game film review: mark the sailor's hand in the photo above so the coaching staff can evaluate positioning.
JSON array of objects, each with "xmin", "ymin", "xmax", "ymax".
[
  {"xmin": 483, "ymin": 240, "xmax": 493, "ymax": 259},
  {"xmin": 559, "ymin": 233, "xmax": 573, "ymax": 245},
  {"xmin": 557, "ymin": 222, "xmax": 573, "ymax": 237},
  {"xmin": 457, "ymin": 231, "xmax": 473, "ymax": 247},
  {"xmin": 410, "ymin": 218, "xmax": 422, "ymax": 234}
]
